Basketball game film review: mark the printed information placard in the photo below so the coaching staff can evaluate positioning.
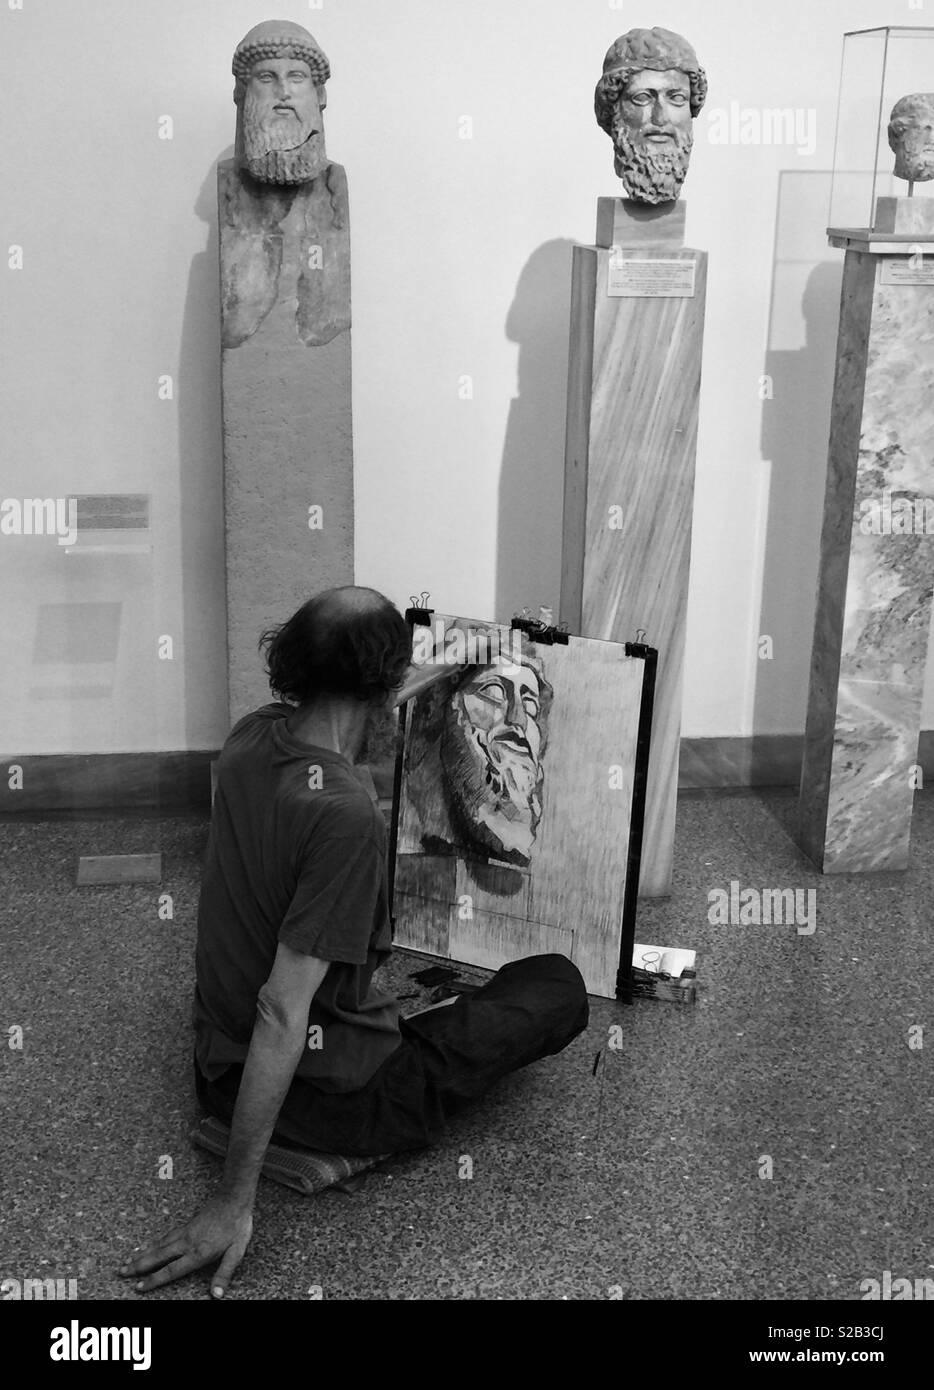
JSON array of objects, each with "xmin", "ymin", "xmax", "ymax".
[{"xmin": 608, "ymin": 257, "xmax": 697, "ymax": 298}]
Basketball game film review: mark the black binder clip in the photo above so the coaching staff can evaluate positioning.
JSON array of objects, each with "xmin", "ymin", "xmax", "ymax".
[
  {"xmin": 510, "ymin": 611, "xmax": 570, "ymax": 647},
  {"xmin": 405, "ymin": 590, "xmax": 433, "ymax": 625},
  {"xmin": 625, "ymin": 627, "xmax": 652, "ymax": 660}
]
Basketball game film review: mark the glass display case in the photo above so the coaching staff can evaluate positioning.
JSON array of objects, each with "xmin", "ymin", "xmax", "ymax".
[{"xmin": 829, "ymin": 26, "xmax": 934, "ymax": 235}]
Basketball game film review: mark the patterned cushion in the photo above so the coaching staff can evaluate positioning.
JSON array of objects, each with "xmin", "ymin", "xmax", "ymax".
[{"xmin": 190, "ymin": 1116, "xmax": 389, "ymax": 1196}]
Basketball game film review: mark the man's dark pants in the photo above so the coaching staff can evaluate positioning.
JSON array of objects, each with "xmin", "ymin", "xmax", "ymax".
[{"xmin": 195, "ymin": 953, "xmax": 589, "ymax": 1156}]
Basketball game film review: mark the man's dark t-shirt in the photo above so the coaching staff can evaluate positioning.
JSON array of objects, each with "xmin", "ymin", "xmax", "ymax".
[{"xmin": 193, "ymin": 704, "xmax": 401, "ymax": 1094}]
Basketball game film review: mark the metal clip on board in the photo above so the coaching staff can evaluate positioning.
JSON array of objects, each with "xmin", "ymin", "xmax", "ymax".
[
  {"xmin": 406, "ymin": 591, "xmax": 433, "ymax": 626},
  {"xmin": 625, "ymin": 627, "xmax": 653, "ymax": 661},
  {"xmin": 510, "ymin": 611, "xmax": 570, "ymax": 646}
]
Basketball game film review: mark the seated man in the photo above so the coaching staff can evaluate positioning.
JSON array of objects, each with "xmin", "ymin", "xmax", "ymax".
[{"xmin": 121, "ymin": 586, "xmax": 588, "ymax": 1297}]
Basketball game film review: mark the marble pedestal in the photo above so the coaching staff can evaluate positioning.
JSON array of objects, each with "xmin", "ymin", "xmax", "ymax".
[
  {"xmin": 798, "ymin": 219, "xmax": 934, "ymax": 872},
  {"xmin": 560, "ymin": 199, "xmax": 707, "ymax": 897},
  {"xmin": 219, "ymin": 161, "xmax": 354, "ymax": 724}
]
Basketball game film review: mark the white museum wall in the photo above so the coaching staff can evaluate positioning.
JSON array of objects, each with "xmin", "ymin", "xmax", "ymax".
[{"xmin": 2, "ymin": 0, "xmax": 932, "ymax": 755}]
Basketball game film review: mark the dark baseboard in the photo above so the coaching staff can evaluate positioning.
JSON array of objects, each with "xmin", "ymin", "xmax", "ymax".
[
  {"xmin": 0, "ymin": 751, "xmax": 217, "ymax": 819},
  {"xmin": 678, "ymin": 735, "xmax": 804, "ymax": 789},
  {"xmin": 2, "ymin": 734, "xmax": 932, "ymax": 818},
  {"xmin": 679, "ymin": 732, "xmax": 934, "ymax": 790}
]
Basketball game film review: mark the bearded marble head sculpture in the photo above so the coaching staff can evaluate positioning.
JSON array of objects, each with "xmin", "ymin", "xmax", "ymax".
[
  {"xmin": 595, "ymin": 26, "xmax": 707, "ymax": 205},
  {"xmin": 232, "ymin": 20, "xmax": 331, "ymax": 185},
  {"xmin": 888, "ymin": 94, "xmax": 934, "ymax": 185},
  {"xmin": 440, "ymin": 653, "xmax": 553, "ymax": 867}
]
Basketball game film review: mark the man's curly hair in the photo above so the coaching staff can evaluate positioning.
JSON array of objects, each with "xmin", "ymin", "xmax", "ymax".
[{"xmin": 259, "ymin": 587, "xmax": 411, "ymax": 705}]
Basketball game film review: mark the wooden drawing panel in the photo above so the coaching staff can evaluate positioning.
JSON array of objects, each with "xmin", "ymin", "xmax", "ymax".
[
  {"xmin": 449, "ymin": 909, "xmax": 575, "ymax": 977},
  {"xmin": 392, "ymin": 615, "xmax": 649, "ymax": 997}
]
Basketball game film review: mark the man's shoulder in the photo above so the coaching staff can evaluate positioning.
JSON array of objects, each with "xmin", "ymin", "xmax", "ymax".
[
  {"xmin": 220, "ymin": 707, "xmax": 385, "ymax": 842},
  {"xmin": 300, "ymin": 781, "xmax": 385, "ymax": 845},
  {"xmin": 226, "ymin": 702, "xmax": 290, "ymax": 741},
  {"xmin": 215, "ymin": 704, "xmax": 291, "ymax": 787}
]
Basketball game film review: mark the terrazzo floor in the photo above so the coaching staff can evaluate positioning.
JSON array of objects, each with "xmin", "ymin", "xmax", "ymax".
[{"xmin": 1, "ymin": 789, "xmax": 932, "ymax": 1301}]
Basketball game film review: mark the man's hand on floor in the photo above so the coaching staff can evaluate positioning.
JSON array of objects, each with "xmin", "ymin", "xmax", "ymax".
[{"xmin": 118, "ymin": 1193, "xmax": 253, "ymax": 1298}]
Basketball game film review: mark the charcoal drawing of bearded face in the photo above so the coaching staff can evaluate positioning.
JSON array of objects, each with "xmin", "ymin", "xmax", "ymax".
[{"xmin": 439, "ymin": 656, "xmax": 552, "ymax": 868}]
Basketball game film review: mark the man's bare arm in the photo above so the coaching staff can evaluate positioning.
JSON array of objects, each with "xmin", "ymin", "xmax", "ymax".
[
  {"xmin": 219, "ymin": 946, "xmax": 330, "ymax": 1206},
  {"xmin": 120, "ymin": 944, "xmax": 329, "ymax": 1296}
]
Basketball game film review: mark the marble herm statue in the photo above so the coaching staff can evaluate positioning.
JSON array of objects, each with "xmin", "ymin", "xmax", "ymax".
[
  {"xmin": 888, "ymin": 94, "xmax": 934, "ymax": 186},
  {"xmin": 595, "ymin": 27, "xmax": 707, "ymax": 205},
  {"xmin": 220, "ymin": 20, "xmax": 350, "ymax": 348},
  {"xmin": 219, "ymin": 20, "xmax": 355, "ymax": 723}
]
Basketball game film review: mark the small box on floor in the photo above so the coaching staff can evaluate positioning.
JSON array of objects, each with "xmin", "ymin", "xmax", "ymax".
[{"xmin": 628, "ymin": 943, "xmax": 697, "ymax": 1004}]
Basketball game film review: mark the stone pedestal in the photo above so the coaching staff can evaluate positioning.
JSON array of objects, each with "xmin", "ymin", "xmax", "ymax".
[
  {"xmin": 560, "ymin": 198, "xmax": 707, "ymax": 897},
  {"xmin": 874, "ymin": 195, "xmax": 934, "ymax": 235},
  {"xmin": 219, "ymin": 160, "xmax": 354, "ymax": 724},
  {"xmin": 798, "ymin": 215, "xmax": 934, "ymax": 871}
]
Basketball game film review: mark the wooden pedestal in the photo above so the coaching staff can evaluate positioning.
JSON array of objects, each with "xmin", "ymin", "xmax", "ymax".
[{"xmin": 560, "ymin": 199, "xmax": 707, "ymax": 897}]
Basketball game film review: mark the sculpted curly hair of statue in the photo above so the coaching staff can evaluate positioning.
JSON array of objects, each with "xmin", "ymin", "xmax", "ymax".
[{"xmin": 231, "ymin": 21, "xmax": 331, "ymax": 101}]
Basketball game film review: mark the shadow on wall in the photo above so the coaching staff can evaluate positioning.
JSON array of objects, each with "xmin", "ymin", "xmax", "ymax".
[
  {"xmin": 495, "ymin": 239, "xmax": 576, "ymax": 626},
  {"xmin": 753, "ymin": 170, "xmax": 843, "ymax": 783},
  {"xmin": 176, "ymin": 149, "xmax": 235, "ymax": 749}
]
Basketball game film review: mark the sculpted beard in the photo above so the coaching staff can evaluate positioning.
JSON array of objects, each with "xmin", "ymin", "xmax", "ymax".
[
  {"xmin": 612, "ymin": 118, "xmax": 693, "ymax": 203},
  {"xmin": 241, "ymin": 85, "xmax": 327, "ymax": 184},
  {"xmin": 893, "ymin": 141, "xmax": 934, "ymax": 182},
  {"xmin": 441, "ymin": 697, "xmax": 543, "ymax": 865}
]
